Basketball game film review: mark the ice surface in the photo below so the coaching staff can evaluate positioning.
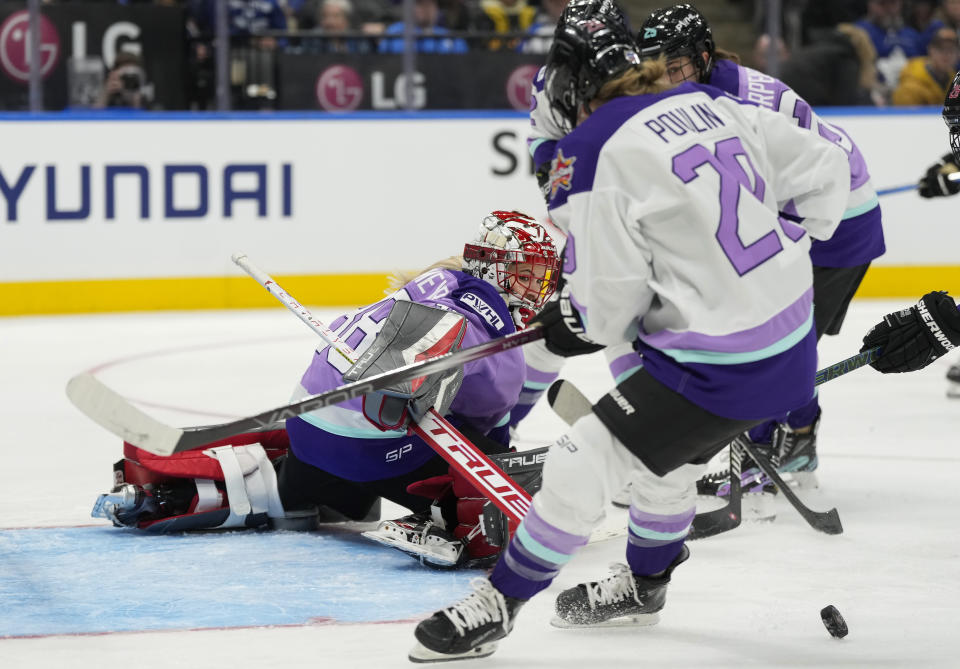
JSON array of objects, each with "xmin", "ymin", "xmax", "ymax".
[{"xmin": 1, "ymin": 301, "xmax": 958, "ymax": 667}]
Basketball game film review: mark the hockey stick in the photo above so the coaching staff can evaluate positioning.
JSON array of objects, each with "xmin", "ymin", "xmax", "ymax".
[
  {"xmin": 876, "ymin": 171, "xmax": 960, "ymax": 197},
  {"xmin": 66, "ymin": 325, "xmax": 543, "ymax": 457},
  {"xmin": 546, "ymin": 379, "xmax": 741, "ymax": 540},
  {"xmin": 546, "ymin": 347, "xmax": 882, "ymax": 537},
  {"xmin": 232, "ymin": 252, "xmax": 533, "ymax": 524},
  {"xmin": 876, "ymin": 183, "xmax": 916, "ymax": 197}
]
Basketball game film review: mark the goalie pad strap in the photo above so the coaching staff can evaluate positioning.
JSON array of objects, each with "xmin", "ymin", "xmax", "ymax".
[
  {"xmin": 193, "ymin": 479, "xmax": 223, "ymax": 514},
  {"xmin": 204, "ymin": 444, "xmax": 285, "ymax": 524}
]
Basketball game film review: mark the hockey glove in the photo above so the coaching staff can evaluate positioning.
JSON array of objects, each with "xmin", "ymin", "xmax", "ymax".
[
  {"xmin": 529, "ymin": 287, "xmax": 604, "ymax": 358},
  {"xmin": 918, "ymin": 153, "xmax": 960, "ymax": 198},
  {"xmin": 861, "ymin": 291, "xmax": 960, "ymax": 373},
  {"xmin": 535, "ymin": 161, "xmax": 552, "ymax": 205}
]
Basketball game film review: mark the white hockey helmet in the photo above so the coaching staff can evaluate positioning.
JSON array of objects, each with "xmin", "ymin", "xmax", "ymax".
[{"xmin": 462, "ymin": 210, "xmax": 561, "ymax": 329}]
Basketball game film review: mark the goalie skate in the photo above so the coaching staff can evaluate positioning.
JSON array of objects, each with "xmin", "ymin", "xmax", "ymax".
[{"xmin": 361, "ymin": 513, "xmax": 464, "ymax": 568}]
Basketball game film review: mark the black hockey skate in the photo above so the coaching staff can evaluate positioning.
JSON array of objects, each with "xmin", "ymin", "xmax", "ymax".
[
  {"xmin": 697, "ymin": 436, "xmax": 778, "ymax": 521},
  {"xmin": 774, "ymin": 413, "xmax": 820, "ymax": 489},
  {"xmin": 552, "ymin": 544, "xmax": 689, "ymax": 628},
  {"xmin": 409, "ymin": 578, "xmax": 525, "ymax": 663}
]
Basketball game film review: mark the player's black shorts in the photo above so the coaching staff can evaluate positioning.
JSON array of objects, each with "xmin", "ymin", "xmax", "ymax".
[
  {"xmin": 812, "ymin": 263, "xmax": 870, "ymax": 338},
  {"xmin": 593, "ymin": 369, "xmax": 758, "ymax": 477}
]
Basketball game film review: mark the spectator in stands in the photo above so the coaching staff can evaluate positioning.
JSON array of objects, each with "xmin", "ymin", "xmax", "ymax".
[
  {"xmin": 379, "ymin": 0, "xmax": 468, "ymax": 53},
  {"xmin": 893, "ymin": 25, "xmax": 960, "ymax": 103},
  {"xmin": 481, "ymin": 0, "xmax": 537, "ymax": 50},
  {"xmin": 907, "ymin": 0, "xmax": 946, "ymax": 49},
  {"xmin": 780, "ymin": 23, "xmax": 883, "ymax": 106},
  {"xmin": 938, "ymin": 0, "xmax": 960, "ymax": 33},
  {"xmin": 301, "ymin": 0, "xmax": 375, "ymax": 53},
  {"xmin": 520, "ymin": 0, "xmax": 568, "ymax": 54},
  {"xmin": 96, "ymin": 51, "xmax": 152, "ymax": 110},
  {"xmin": 439, "ymin": 0, "xmax": 494, "ymax": 40},
  {"xmin": 856, "ymin": 0, "xmax": 926, "ymax": 88},
  {"xmin": 297, "ymin": 0, "xmax": 395, "ymax": 32},
  {"xmin": 189, "ymin": 0, "xmax": 289, "ymax": 37}
]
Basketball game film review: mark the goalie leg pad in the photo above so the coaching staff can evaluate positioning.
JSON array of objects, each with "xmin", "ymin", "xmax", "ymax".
[{"xmin": 95, "ymin": 437, "xmax": 290, "ymax": 532}]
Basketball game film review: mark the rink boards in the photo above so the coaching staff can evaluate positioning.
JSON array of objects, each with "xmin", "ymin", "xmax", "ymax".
[{"xmin": 0, "ymin": 107, "xmax": 956, "ymax": 315}]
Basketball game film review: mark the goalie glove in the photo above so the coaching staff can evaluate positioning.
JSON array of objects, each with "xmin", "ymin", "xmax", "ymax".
[
  {"xmin": 918, "ymin": 153, "xmax": 960, "ymax": 198},
  {"xmin": 528, "ymin": 286, "xmax": 604, "ymax": 358},
  {"xmin": 344, "ymin": 301, "xmax": 467, "ymax": 431},
  {"xmin": 861, "ymin": 291, "xmax": 960, "ymax": 373}
]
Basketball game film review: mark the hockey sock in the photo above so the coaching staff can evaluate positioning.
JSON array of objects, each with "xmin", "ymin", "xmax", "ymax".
[
  {"xmin": 625, "ymin": 505, "xmax": 693, "ymax": 576},
  {"xmin": 489, "ymin": 505, "xmax": 589, "ymax": 600}
]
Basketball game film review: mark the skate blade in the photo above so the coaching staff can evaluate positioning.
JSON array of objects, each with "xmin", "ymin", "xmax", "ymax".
[
  {"xmin": 408, "ymin": 641, "xmax": 498, "ymax": 663},
  {"xmin": 781, "ymin": 470, "xmax": 819, "ymax": 490},
  {"xmin": 741, "ymin": 493, "xmax": 776, "ymax": 523},
  {"xmin": 549, "ymin": 612, "xmax": 660, "ymax": 629},
  {"xmin": 360, "ymin": 531, "xmax": 459, "ymax": 567}
]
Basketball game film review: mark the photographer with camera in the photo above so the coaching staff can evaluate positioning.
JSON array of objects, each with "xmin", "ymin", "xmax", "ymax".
[{"xmin": 97, "ymin": 51, "xmax": 152, "ymax": 110}]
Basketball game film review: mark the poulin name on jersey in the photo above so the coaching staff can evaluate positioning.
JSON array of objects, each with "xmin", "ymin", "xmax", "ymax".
[{"xmin": 643, "ymin": 101, "xmax": 725, "ymax": 144}]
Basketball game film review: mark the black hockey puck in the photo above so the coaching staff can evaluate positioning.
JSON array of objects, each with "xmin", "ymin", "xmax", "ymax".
[{"xmin": 820, "ymin": 605, "xmax": 848, "ymax": 638}]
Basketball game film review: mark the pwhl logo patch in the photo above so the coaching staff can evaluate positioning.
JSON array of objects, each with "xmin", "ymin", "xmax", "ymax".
[{"xmin": 550, "ymin": 150, "xmax": 576, "ymax": 199}]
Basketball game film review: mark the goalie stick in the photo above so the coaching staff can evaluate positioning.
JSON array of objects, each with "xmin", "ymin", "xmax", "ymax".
[
  {"xmin": 546, "ymin": 379, "xmax": 741, "ymax": 540},
  {"xmin": 66, "ymin": 324, "xmax": 543, "ymax": 457},
  {"xmin": 546, "ymin": 346, "xmax": 882, "ymax": 537},
  {"xmin": 231, "ymin": 252, "xmax": 534, "ymax": 525}
]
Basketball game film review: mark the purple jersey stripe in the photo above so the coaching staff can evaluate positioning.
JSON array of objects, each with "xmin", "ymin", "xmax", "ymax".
[
  {"xmin": 640, "ymin": 287, "xmax": 813, "ymax": 353},
  {"xmin": 636, "ymin": 325, "xmax": 818, "ymax": 420},
  {"xmin": 608, "ymin": 350, "xmax": 643, "ymax": 380}
]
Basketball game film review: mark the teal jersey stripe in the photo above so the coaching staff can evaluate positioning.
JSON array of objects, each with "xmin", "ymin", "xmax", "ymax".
[
  {"xmin": 528, "ymin": 137, "xmax": 548, "ymax": 159},
  {"xmin": 614, "ymin": 365, "xmax": 643, "ymax": 384},
  {"xmin": 660, "ymin": 310, "xmax": 813, "ymax": 365},
  {"xmin": 494, "ymin": 412, "xmax": 511, "ymax": 428},
  {"xmin": 516, "ymin": 524, "xmax": 573, "ymax": 565},
  {"xmin": 299, "ymin": 411, "xmax": 405, "ymax": 439},
  {"xmin": 523, "ymin": 379, "xmax": 552, "ymax": 390},
  {"xmin": 842, "ymin": 196, "xmax": 879, "ymax": 219}
]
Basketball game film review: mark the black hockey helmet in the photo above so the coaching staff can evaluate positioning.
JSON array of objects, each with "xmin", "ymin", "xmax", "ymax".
[
  {"xmin": 637, "ymin": 4, "xmax": 715, "ymax": 82},
  {"xmin": 944, "ymin": 70, "xmax": 960, "ymax": 164},
  {"xmin": 545, "ymin": 10, "xmax": 641, "ymax": 132},
  {"xmin": 560, "ymin": 0, "xmax": 631, "ymax": 31}
]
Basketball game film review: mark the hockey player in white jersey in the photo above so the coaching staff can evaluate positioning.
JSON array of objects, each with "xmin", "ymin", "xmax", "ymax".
[
  {"xmin": 408, "ymin": 12, "xmax": 850, "ymax": 663},
  {"xmin": 636, "ymin": 3, "xmax": 886, "ymax": 506}
]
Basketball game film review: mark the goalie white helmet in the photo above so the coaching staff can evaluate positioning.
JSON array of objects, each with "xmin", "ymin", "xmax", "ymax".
[{"xmin": 462, "ymin": 211, "xmax": 561, "ymax": 329}]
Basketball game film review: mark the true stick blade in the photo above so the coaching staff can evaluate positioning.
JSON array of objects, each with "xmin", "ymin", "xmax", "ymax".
[{"xmin": 65, "ymin": 373, "xmax": 183, "ymax": 456}]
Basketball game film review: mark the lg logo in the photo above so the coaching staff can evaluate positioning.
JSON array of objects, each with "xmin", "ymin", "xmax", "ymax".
[
  {"xmin": 0, "ymin": 10, "xmax": 60, "ymax": 83},
  {"xmin": 316, "ymin": 65, "xmax": 363, "ymax": 112}
]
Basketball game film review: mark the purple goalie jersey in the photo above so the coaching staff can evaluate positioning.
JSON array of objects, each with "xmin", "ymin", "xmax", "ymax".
[{"xmin": 286, "ymin": 269, "xmax": 525, "ymax": 482}]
